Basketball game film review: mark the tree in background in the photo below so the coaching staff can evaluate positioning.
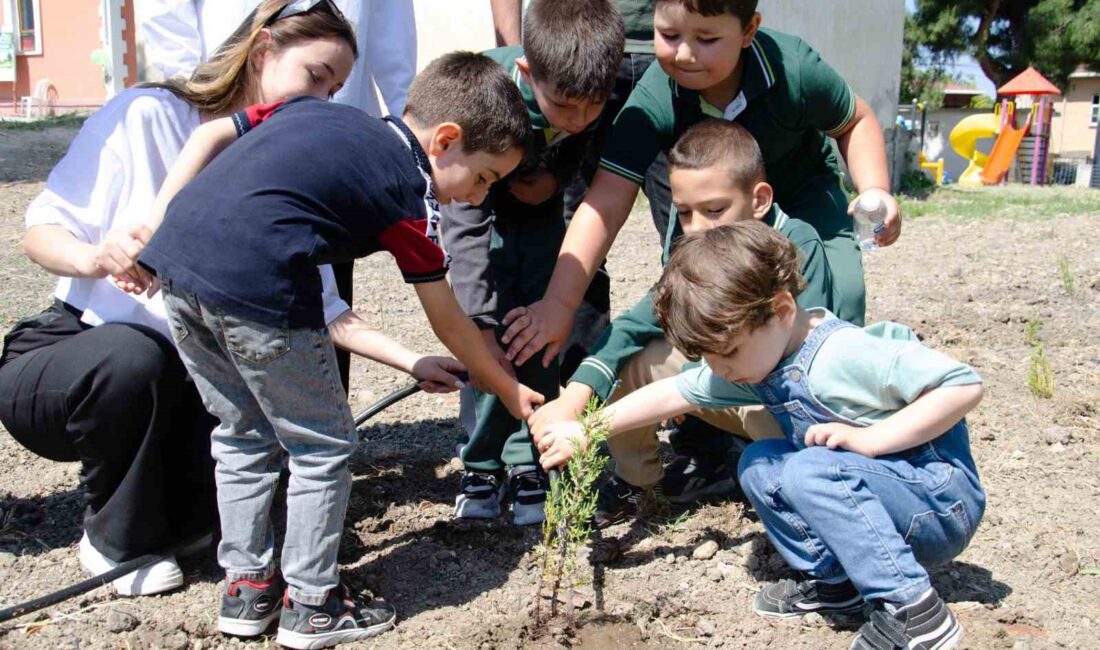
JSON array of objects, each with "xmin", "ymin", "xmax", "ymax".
[{"xmin": 903, "ymin": 0, "xmax": 1100, "ymax": 104}]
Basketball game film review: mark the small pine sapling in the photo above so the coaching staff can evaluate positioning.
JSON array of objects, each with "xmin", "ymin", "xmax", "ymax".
[{"xmin": 534, "ymin": 400, "xmax": 609, "ymax": 625}]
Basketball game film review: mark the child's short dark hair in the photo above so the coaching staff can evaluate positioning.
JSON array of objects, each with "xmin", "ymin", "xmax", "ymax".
[
  {"xmin": 403, "ymin": 51, "xmax": 530, "ymax": 155},
  {"xmin": 655, "ymin": 0, "xmax": 759, "ymax": 24},
  {"xmin": 654, "ymin": 222, "xmax": 805, "ymax": 358},
  {"xmin": 523, "ymin": 0, "xmax": 625, "ymax": 102},
  {"xmin": 668, "ymin": 120, "xmax": 766, "ymax": 191}
]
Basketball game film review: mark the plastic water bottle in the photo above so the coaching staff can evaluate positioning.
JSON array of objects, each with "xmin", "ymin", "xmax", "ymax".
[{"xmin": 853, "ymin": 193, "xmax": 887, "ymax": 251}]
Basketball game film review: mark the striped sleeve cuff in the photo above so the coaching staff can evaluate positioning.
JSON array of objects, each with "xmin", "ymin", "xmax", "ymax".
[
  {"xmin": 824, "ymin": 86, "xmax": 858, "ymax": 138},
  {"xmin": 570, "ymin": 356, "xmax": 619, "ymax": 402},
  {"xmin": 597, "ymin": 158, "xmax": 646, "ymax": 186}
]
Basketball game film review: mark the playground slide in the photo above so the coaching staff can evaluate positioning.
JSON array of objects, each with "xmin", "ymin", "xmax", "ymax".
[
  {"xmin": 979, "ymin": 120, "xmax": 1029, "ymax": 185},
  {"xmin": 949, "ymin": 113, "xmax": 999, "ymax": 187}
]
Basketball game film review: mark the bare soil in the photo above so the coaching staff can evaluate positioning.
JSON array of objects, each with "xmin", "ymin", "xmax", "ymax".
[{"xmin": 0, "ymin": 127, "xmax": 1097, "ymax": 649}]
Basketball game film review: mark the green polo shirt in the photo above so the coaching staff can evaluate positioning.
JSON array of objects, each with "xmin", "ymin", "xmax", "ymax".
[
  {"xmin": 615, "ymin": 0, "xmax": 654, "ymax": 53},
  {"xmin": 598, "ymin": 28, "xmax": 856, "ymax": 207},
  {"xmin": 571, "ymin": 203, "xmax": 834, "ymax": 400}
]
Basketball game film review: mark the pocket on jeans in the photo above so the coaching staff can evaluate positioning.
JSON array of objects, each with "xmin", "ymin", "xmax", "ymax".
[
  {"xmin": 904, "ymin": 500, "xmax": 973, "ymax": 566},
  {"xmin": 221, "ymin": 315, "xmax": 290, "ymax": 365}
]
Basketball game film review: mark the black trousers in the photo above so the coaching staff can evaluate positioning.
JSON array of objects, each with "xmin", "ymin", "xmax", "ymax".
[{"xmin": 0, "ymin": 302, "xmax": 217, "ymax": 562}]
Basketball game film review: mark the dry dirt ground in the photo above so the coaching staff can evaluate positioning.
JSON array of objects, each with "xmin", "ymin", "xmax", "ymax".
[{"xmin": 0, "ymin": 125, "xmax": 1097, "ymax": 649}]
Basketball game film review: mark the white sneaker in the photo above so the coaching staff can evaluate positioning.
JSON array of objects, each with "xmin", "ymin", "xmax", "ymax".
[{"xmin": 78, "ymin": 532, "xmax": 184, "ymax": 596}]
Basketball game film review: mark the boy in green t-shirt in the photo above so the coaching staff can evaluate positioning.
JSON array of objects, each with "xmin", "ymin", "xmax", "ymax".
[
  {"xmin": 500, "ymin": 0, "xmax": 900, "ymax": 367},
  {"xmin": 530, "ymin": 119, "xmax": 849, "ymax": 525},
  {"xmin": 441, "ymin": 0, "xmax": 624, "ymax": 526}
]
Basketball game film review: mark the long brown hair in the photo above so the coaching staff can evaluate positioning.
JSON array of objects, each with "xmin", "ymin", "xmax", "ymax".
[{"xmin": 146, "ymin": 0, "xmax": 357, "ymax": 115}]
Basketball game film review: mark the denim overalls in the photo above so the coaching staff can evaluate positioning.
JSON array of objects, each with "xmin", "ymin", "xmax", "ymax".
[{"xmin": 737, "ymin": 316, "xmax": 986, "ymax": 605}]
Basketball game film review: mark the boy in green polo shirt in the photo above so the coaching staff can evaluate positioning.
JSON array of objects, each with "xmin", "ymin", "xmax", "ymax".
[
  {"xmin": 441, "ymin": 0, "xmax": 624, "ymax": 526},
  {"xmin": 529, "ymin": 119, "xmax": 850, "ymax": 526},
  {"xmin": 500, "ymin": 0, "xmax": 900, "ymax": 365}
]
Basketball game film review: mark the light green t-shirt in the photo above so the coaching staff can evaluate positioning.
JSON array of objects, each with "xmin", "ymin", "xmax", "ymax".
[{"xmin": 676, "ymin": 310, "xmax": 982, "ymax": 424}]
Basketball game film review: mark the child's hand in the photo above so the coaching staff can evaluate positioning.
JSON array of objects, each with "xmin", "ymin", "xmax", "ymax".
[
  {"xmin": 410, "ymin": 356, "xmax": 467, "ymax": 393},
  {"xmin": 529, "ymin": 383, "xmax": 592, "ymax": 441},
  {"xmin": 508, "ymin": 172, "xmax": 559, "ymax": 205},
  {"xmin": 848, "ymin": 188, "xmax": 901, "ymax": 247},
  {"xmin": 501, "ymin": 297, "xmax": 574, "ymax": 368},
  {"xmin": 804, "ymin": 422, "xmax": 880, "ymax": 457},
  {"xmin": 537, "ymin": 421, "xmax": 587, "ymax": 470},
  {"xmin": 501, "ymin": 381, "xmax": 545, "ymax": 419}
]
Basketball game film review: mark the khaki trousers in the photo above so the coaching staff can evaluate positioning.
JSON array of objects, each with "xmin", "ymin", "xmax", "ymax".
[{"xmin": 606, "ymin": 339, "xmax": 783, "ymax": 489}]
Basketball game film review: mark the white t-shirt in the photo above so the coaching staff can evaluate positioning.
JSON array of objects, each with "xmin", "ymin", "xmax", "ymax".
[
  {"xmin": 25, "ymin": 87, "xmax": 350, "ymax": 340},
  {"xmin": 140, "ymin": 0, "xmax": 416, "ymax": 116}
]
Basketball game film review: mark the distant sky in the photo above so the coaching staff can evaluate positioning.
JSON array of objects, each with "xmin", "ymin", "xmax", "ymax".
[{"xmin": 905, "ymin": 0, "xmax": 998, "ymax": 97}]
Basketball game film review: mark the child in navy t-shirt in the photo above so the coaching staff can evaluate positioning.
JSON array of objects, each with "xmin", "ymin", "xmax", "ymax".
[{"xmin": 136, "ymin": 52, "xmax": 541, "ymax": 646}]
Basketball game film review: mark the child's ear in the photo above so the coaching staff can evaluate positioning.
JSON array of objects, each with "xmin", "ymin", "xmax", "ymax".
[
  {"xmin": 751, "ymin": 182, "xmax": 774, "ymax": 220},
  {"xmin": 740, "ymin": 13, "xmax": 762, "ymax": 48},
  {"xmin": 515, "ymin": 57, "xmax": 532, "ymax": 83},
  {"xmin": 773, "ymin": 290, "xmax": 798, "ymax": 325},
  {"xmin": 428, "ymin": 122, "xmax": 463, "ymax": 157}
]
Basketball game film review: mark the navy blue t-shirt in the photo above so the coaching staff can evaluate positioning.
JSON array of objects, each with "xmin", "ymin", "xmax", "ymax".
[{"xmin": 140, "ymin": 97, "xmax": 446, "ymax": 328}]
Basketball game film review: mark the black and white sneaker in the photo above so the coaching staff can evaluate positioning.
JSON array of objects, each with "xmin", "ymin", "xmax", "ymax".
[
  {"xmin": 753, "ymin": 575, "xmax": 865, "ymax": 619},
  {"xmin": 593, "ymin": 474, "xmax": 663, "ymax": 529},
  {"xmin": 661, "ymin": 454, "xmax": 735, "ymax": 504},
  {"xmin": 508, "ymin": 465, "xmax": 548, "ymax": 526},
  {"xmin": 219, "ymin": 576, "xmax": 284, "ymax": 637},
  {"xmin": 276, "ymin": 584, "xmax": 396, "ymax": 649},
  {"xmin": 850, "ymin": 589, "xmax": 961, "ymax": 650},
  {"xmin": 453, "ymin": 470, "xmax": 505, "ymax": 520}
]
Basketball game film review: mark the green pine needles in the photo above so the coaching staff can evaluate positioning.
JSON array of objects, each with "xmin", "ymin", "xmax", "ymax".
[{"xmin": 535, "ymin": 399, "xmax": 609, "ymax": 625}]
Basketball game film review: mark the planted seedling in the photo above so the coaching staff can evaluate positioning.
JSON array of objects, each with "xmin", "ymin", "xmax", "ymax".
[{"xmin": 534, "ymin": 400, "xmax": 609, "ymax": 626}]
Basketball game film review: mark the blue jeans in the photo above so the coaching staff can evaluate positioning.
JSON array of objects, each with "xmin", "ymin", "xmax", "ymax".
[
  {"xmin": 738, "ymin": 422, "xmax": 985, "ymax": 604},
  {"xmin": 161, "ymin": 280, "xmax": 355, "ymax": 605}
]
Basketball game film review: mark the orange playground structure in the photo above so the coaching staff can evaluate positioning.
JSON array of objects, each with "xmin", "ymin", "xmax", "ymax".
[{"xmin": 949, "ymin": 67, "xmax": 1061, "ymax": 187}]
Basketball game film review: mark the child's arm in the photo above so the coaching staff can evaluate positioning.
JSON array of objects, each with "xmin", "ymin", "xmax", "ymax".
[
  {"xmin": 327, "ymin": 309, "xmax": 465, "ymax": 393},
  {"xmin": 833, "ymin": 97, "xmax": 901, "ymax": 247},
  {"xmin": 148, "ymin": 117, "xmax": 240, "ymax": 231},
  {"xmin": 534, "ymin": 376, "xmax": 698, "ymax": 469},
  {"xmin": 413, "ymin": 279, "xmax": 543, "ymax": 418},
  {"xmin": 804, "ymin": 383, "xmax": 984, "ymax": 457},
  {"xmin": 500, "ymin": 169, "xmax": 640, "ymax": 366},
  {"xmin": 113, "ymin": 117, "xmax": 241, "ymax": 294}
]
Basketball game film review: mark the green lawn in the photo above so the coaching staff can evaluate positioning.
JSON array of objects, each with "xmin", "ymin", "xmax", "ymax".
[{"xmin": 900, "ymin": 185, "xmax": 1100, "ymax": 222}]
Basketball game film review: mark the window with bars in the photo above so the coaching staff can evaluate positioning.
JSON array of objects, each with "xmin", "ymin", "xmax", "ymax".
[{"xmin": 1091, "ymin": 94, "xmax": 1098, "ymax": 127}]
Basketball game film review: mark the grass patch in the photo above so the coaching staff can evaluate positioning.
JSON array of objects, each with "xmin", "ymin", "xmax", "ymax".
[
  {"xmin": 1024, "ymin": 317, "xmax": 1055, "ymax": 399},
  {"xmin": 1056, "ymin": 254, "xmax": 1076, "ymax": 295},
  {"xmin": 899, "ymin": 185, "xmax": 1100, "ymax": 223},
  {"xmin": 1028, "ymin": 345, "xmax": 1055, "ymax": 399},
  {"xmin": 1024, "ymin": 319, "xmax": 1042, "ymax": 348},
  {"xmin": 0, "ymin": 113, "xmax": 88, "ymax": 131}
]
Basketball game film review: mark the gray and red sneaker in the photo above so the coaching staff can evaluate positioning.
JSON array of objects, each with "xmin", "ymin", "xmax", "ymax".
[
  {"xmin": 219, "ymin": 575, "xmax": 283, "ymax": 637},
  {"xmin": 275, "ymin": 583, "xmax": 396, "ymax": 649}
]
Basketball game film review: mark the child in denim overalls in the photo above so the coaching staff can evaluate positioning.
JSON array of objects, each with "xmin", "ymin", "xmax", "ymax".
[{"xmin": 534, "ymin": 221, "xmax": 986, "ymax": 650}]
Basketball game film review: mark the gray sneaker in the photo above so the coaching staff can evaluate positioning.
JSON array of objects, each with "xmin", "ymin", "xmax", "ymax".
[
  {"xmin": 508, "ymin": 465, "xmax": 548, "ymax": 526},
  {"xmin": 218, "ymin": 576, "xmax": 283, "ymax": 637},
  {"xmin": 275, "ymin": 584, "xmax": 396, "ymax": 649},
  {"xmin": 752, "ymin": 575, "xmax": 864, "ymax": 619},
  {"xmin": 454, "ymin": 470, "xmax": 505, "ymax": 520}
]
